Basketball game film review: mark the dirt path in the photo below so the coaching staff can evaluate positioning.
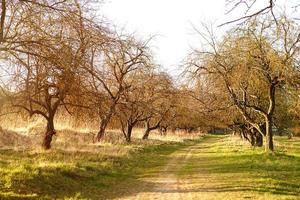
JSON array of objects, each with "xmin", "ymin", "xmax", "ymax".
[
  {"xmin": 116, "ymin": 137, "xmax": 218, "ymax": 200},
  {"xmin": 112, "ymin": 136, "xmax": 300, "ymax": 200}
]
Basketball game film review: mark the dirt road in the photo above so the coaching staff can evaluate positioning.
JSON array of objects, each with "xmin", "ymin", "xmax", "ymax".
[
  {"xmin": 116, "ymin": 137, "xmax": 219, "ymax": 200},
  {"xmin": 112, "ymin": 135, "xmax": 300, "ymax": 200}
]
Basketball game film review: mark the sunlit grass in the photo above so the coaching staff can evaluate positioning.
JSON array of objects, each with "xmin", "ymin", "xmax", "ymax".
[
  {"xmin": 0, "ymin": 147, "xmax": 133, "ymax": 199},
  {"xmin": 1, "ymin": 131, "xmax": 299, "ymax": 199},
  {"xmin": 0, "ymin": 128, "xmax": 194, "ymax": 199},
  {"xmin": 178, "ymin": 135, "xmax": 300, "ymax": 199}
]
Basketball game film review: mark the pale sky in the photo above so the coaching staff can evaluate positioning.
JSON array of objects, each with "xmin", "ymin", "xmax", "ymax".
[{"xmin": 100, "ymin": 0, "xmax": 298, "ymax": 75}]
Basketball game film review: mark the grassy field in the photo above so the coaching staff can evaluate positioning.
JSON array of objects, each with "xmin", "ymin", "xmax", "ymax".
[
  {"xmin": 0, "ymin": 135, "xmax": 193, "ymax": 199},
  {"xmin": 0, "ymin": 134, "xmax": 300, "ymax": 199},
  {"xmin": 177, "ymin": 135, "xmax": 300, "ymax": 199}
]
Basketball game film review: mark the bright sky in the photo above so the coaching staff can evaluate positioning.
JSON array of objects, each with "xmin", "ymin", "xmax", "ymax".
[{"xmin": 101, "ymin": 0, "xmax": 297, "ymax": 75}]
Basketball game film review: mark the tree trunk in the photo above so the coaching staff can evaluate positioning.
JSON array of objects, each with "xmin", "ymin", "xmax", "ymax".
[
  {"xmin": 249, "ymin": 133, "xmax": 255, "ymax": 146},
  {"xmin": 42, "ymin": 117, "xmax": 56, "ymax": 150},
  {"xmin": 96, "ymin": 118, "xmax": 109, "ymax": 142},
  {"xmin": 142, "ymin": 129, "xmax": 150, "ymax": 140},
  {"xmin": 240, "ymin": 128, "xmax": 246, "ymax": 141},
  {"xmin": 265, "ymin": 117, "xmax": 274, "ymax": 152},
  {"xmin": 142, "ymin": 120, "xmax": 150, "ymax": 140},
  {"xmin": 264, "ymin": 79, "xmax": 278, "ymax": 152},
  {"xmin": 142, "ymin": 119, "xmax": 161, "ymax": 140},
  {"xmin": 125, "ymin": 123, "xmax": 133, "ymax": 142},
  {"xmin": 96, "ymin": 102, "xmax": 116, "ymax": 142},
  {"xmin": 249, "ymin": 128, "xmax": 263, "ymax": 147},
  {"xmin": 159, "ymin": 126, "xmax": 167, "ymax": 135},
  {"xmin": 254, "ymin": 132, "xmax": 263, "ymax": 147}
]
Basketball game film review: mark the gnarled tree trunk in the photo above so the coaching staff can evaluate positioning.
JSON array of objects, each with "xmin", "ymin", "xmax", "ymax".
[
  {"xmin": 142, "ymin": 119, "xmax": 161, "ymax": 140},
  {"xmin": 142, "ymin": 129, "xmax": 150, "ymax": 140},
  {"xmin": 96, "ymin": 101, "xmax": 117, "ymax": 142},
  {"xmin": 42, "ymin": 116, "xmax": 56, "ymax": 150},
  {"xmin": 96, "ymin": 117, "xmax": 110, "ymax": 142}
]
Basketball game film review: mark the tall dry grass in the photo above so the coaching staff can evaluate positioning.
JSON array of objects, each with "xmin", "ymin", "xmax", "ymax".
[{"xmin": 0, "ymin": 117, "xmax": 203, "ymax": 157}]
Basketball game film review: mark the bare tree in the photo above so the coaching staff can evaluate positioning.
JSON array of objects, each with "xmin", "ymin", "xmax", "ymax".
[
  {"xmin": 221, "ymin": 0, "xmax": 300, "ymax": 26},
  {"xmin": 141, "ymin": 72, "xmax": 175, "ymax": 140},
  {"xmin": 187, "ymin": 17, "xmax": 300, "ymax": 151},
  {"xmin": 117, "ymin": 75, "xmax": 150, "ymax": 142},
  {"xmin": 5, "ymin": 2, "xmax": 89, "ymax": 149},
  {"xmin": 0, "ymin": 1, "xmax": 78, "ymax": 50},
  {"xmin": 84, "ymin": 34, "xmax": 152, "ymax": 142}
]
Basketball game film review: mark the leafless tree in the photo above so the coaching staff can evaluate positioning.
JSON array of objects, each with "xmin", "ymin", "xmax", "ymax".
[
  {"xmin": 83, "ymin": 33, "xmax": 153, "ymax": 142},
  {"xmin": 117, "ymin": 73, "xmax": 151, "ymax": 142},
  {"xmin": 4, "ymin": 1, "xmax": 89, "ymax": 149},
  {"xmin": 141, "ymin": 72, "xmax": 175, "ymax": 140},
  {"xmin": 221, "ymin": 0, "xmax": 300, "ymax": 26},
  {"xmin": 186, "ymin": 17, "xmax": 300, "ymax": 151}
]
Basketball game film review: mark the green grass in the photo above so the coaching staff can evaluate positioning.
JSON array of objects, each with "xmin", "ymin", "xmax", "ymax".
[
  {"xmin": 178, "ymin": 135, "xmax": 300, "ymax": 199},
  {"xmin": 0, "ymin": 140, "xmax": 193, "ymax": 200},
  {"xmin": 1, "ymin": 135, "xmax": 300, "ymax": 199}
]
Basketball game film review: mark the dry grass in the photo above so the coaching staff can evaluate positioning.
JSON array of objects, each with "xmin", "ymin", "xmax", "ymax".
[
  {"xmin": 0, "ymin": 123, "xmax": 197, "ymax": 199},
  {"xmin": 1, "ymin": 127, "xmax": 299, "ymax": 200},
  {"xmin": 0, "ymin": 122, "xmax": 202, "ymax": 152},
  {"xmin": 0, "ymin": 118, "xmax": 203, "ymax": 199}
]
